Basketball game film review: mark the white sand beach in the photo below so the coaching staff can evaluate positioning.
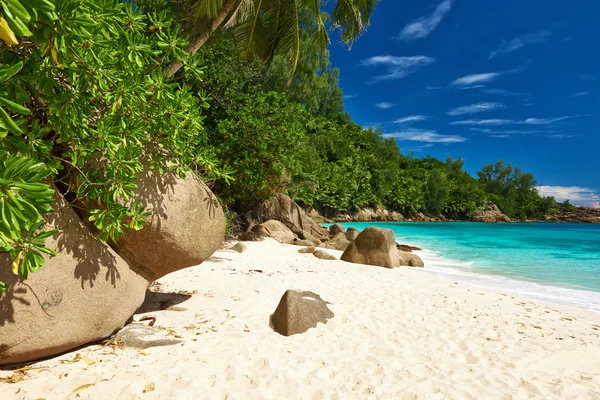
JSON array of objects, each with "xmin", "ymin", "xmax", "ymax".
[{"xmin": 2, "ymin": 238, "xmax": 600, "ymax": 400}]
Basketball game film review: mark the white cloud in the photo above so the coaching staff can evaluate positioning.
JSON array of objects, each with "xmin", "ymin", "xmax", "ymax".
[
  {"xmin": 480, "ymin": 88, "xmax": 530, "ymax": 97},
  {"xmin": 451, "ymin": 72, "xmax": 500, "ymax": 86},
  {"xmin": 537, "ymin": 186, "xmax": 599, "ymax": 207},
  {"xmin": 448, "ymin": 102, "xmax": 505, "ymax": 116},
  {"xmin": 472, "ymin": 128, "xmax": 556, "ymax": 135},
  {"xmin": 572, "ymin": 91, "xmax": 590, "ymax": 97},
  {"xmin": 450, "ymin": 119, "xmax": 515, "ymax": 126},
  {"xmin": 398, "ymin": 0, "xmax": 453, "ymax": 41},
  {"xmin": 394, "ymin": 115, "xmax": 428, "ymax": 124},
  {"xmin": 383, "ymin": 129, "xmax": 466, "ymax": 143},
  {"xmin": 490, "ymin": 134, "xmax": 510, "ymax": 138},
  {"xmin": 489, "ymin": 29, "xmax": 552, "ymax": 59},
  {"xmin": 580, "ymin": 74, "xmax": 596, "ymax": 81},
  {"xmin": 523, "ymin": 116, "xmax": 575, "ymax": 125},
  {"xmin": 343, "ymin": 94, "xmax": 359, "ymax": 99},
  {"xmin": 361, "ymin": 55, "xmax": 435, "ymax": 82},
  {"xmin": 374, "ymin": 102, "xmax": 397, "ymax": 110},
  {"xmin": 452, "ymin": 116, "xmax": 580, "ymax": 126},
  {"xmin": 456, "ymin": 85, "xmax": 486, "ymax": 90}
]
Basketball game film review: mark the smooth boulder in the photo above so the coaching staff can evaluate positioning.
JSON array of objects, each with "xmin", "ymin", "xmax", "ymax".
[
  {"xmin": 271, "ymin": 290, "xmax": 334, "ymax": 336},
  {"xmin": 113, "ymin": 169, "xmax": 225, "ymax": 280},
  {"xmin": 254, "ymin": 220, "xmax": 295, "ymax": 244},
  {"xmin": 0, "ymin": 194, "xmax": 151, "ymax": 366},
  {"xmin": 398, "ymin": 251, "xmax": 425, "ymax": 268},
  {"xmin": 341, "ymin": 226, "xmax": 399, "ymax": 269}
]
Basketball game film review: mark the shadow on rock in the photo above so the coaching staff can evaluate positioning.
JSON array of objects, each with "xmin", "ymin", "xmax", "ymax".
[{"xmin": 136, "ymin": 291, "xmax": 192, "ymax": 313}]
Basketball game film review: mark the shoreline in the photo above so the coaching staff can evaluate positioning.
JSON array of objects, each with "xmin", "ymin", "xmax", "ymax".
[
  {"xmin": 2, "ymin": 239, "xmax": 600, "ymax": 399},
  {"xmin": 415, "ymin": 248, "xmax": 600, "ymax": 315},
  {"xmin": 331, "ymin": 221, "xmax": 600, "ymax": 314}
]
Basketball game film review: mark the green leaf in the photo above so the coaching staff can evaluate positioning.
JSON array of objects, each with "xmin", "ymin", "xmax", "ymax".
[{"xmin": 0, "ymin": 96, "xmax": 31, "ymax": 115}]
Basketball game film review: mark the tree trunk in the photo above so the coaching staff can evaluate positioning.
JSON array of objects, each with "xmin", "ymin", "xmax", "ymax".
[{"xmin": 163, "ymin": 0, "xmax": 238, "ymax": 79}]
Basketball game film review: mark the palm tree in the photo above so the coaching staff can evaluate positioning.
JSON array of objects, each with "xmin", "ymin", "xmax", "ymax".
[{"xmin": 164, "ymin": 0, "xmax": 379, "ymax": 78}]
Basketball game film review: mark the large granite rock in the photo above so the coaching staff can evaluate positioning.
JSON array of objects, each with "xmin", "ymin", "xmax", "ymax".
[
  {"xmin": 0, "ymin": 194, "xmax": 151, "ymax": 366},
  {"xmin": 112, "ymin": 169, "xmax": 225, "ymax": 280},
  {"xmin": 271, "ymin": 290, "xmax": 334, "ymax": 336},
  {"xmin": 398, "ymin": 251, "xmax": 425, "ymax": 268},
  {"xmin": 254, "ymin": 220, "xmax": 296, "ymax": 244},
  {"xmin": 471, "ymin": 201, "xmax": 511, "ymax": 223},
  {"xmin": 341, "ymin": 226, "xmax": 399, "ymax": 269}
]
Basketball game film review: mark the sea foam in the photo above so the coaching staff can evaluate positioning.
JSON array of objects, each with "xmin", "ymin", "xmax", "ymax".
[{"xmin": 415, "ymin": 247, "xmax": 600, "ymax": 315}]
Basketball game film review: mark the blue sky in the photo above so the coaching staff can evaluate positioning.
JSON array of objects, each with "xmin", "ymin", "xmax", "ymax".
[{"xmin": 328, "ymin": 0, "xmax": 599, "ymax": 206}]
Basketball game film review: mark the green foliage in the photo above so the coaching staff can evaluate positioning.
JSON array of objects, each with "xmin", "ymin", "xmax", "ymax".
[
  {"xmin": 0, "ymin": 154, "xmax": 56, "ymax": 291},
  {"xmin": 561, "ymin": 199, "xmax": 576, "ymax": 212},
  {"xmin": 181, "ymin": 0, "xmax": 379, "ymax": 77},
  {"xmin": 211, "ymin": 90, "xmax": 307, "ymax": 205},
  {"xmin": 425, "ymin": 169, "xmax": 449, "ymax": 215},
  {"xmin": 477, "ymin": 160, "xmax": 554, "ymax": 219},
  {"xmin": 263, "ymin": 12, "xmax": 343, "ymax": 115},
  {"xmin": 0, "ymin": 0, "xmax": 226, "ymax": 288}
]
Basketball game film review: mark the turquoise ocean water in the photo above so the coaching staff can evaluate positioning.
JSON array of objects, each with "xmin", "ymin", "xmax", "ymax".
[{"xmin": 337, "ymin": 222, "xmax": 600, "ymax": 313}]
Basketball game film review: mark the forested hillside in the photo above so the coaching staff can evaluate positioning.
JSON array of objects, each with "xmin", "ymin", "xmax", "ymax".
[{"xmin": 135, "ymin": 2, "xmax": 559, "ymax": 221}]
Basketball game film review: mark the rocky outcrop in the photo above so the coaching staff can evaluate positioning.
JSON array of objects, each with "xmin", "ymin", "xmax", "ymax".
[
  {"xmin": 0, "ymin": 194, "xmax": 151, "ymax": 366},
  {"xmin": 544, "ymin": 207, "xmax": 600, "ymax": 224},
  {"xmin": 246, "ymin": 194, "xmax": 327, "ymax": 238},
  {"xmin": 341, "ymin": 227, "xmax": 399, "ymax": 269},
  {"xmin": 398, "ymin": 251, "xmax": 425, "ymax": 268},
  {"xmin": 271, "ymin": 290, "xmax": 334, "ymax": 336},
  {"xmin": 330, "ymin": 208, "xmax": 405, "ymax": 223},
  {"xmin": 113, "ymin": 169, "xmax": 226, "ymax": 280},
  {"xmin": 471, "ymin": 201, "xmax": 511, "ymax": 223}
]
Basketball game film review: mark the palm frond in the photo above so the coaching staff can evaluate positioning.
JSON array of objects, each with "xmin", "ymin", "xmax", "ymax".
[
  {"xmin": 224, "ymin": 0, "xmax": 255, "ymax": 29},
  {"xmin": 331, "ymin": 0, "xmax": 378, "ymax": 46}
]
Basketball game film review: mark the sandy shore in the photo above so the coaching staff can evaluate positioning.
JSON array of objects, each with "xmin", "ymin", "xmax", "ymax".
[{"xmin": 2, "ymin": 239, "xmax": 600, "ymax": 399}]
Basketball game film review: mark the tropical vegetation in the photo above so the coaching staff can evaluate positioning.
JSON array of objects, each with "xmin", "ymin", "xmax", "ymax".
[{"xmin": 0, "ymin": 0, "xmax": 564, "ymax": 291}]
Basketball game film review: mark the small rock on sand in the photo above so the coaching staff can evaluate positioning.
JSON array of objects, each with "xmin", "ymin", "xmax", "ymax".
[
  {"xmin": 232, "ymin": 242, "xmax": 247, "ymax": 253},
  {"xmin": 314, "ymin": 249, "xmax": 336, "ymax": 260},
  {"xmin": 271, "ymin": 290, "xmax": 334, "ymax": 336}
]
